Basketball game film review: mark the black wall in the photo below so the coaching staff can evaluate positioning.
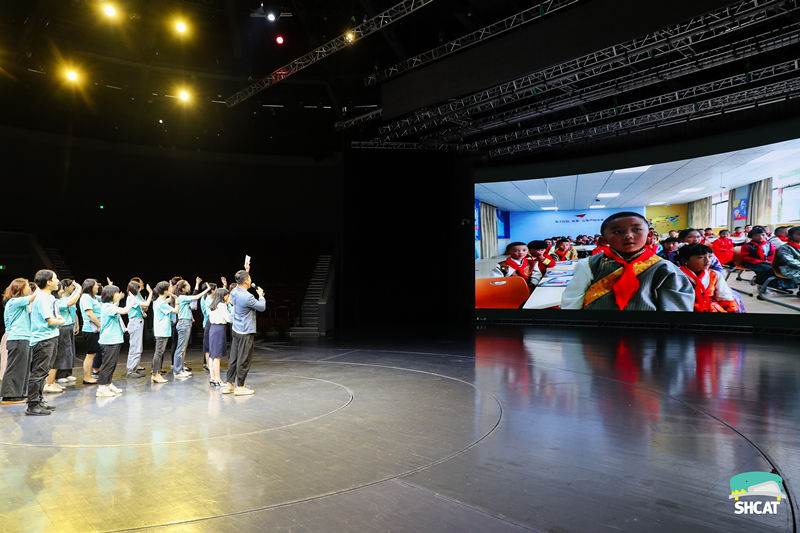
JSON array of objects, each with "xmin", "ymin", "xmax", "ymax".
[
  {"xmin": 337, "ymin": 149, "xmax": 475, "ymax": 336},
  {"xmin": 0, "ymin": 126, "xmax": 340, "ymax": 295}
]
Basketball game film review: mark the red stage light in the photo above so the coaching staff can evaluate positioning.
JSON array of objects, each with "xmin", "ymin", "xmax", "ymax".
[{"xmin": 275, "ymin": 35, "xmax": 285, "ymax": 45}]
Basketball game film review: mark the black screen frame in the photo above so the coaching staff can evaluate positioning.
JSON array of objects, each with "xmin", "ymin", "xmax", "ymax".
[{"xmin": 473, "ymin": 116, "xmax": 800, "ymax": 333}]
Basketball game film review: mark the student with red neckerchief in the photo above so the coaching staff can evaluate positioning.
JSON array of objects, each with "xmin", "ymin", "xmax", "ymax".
[
  {"xmin": 677, "ymin": 244, "xmax": 738, "ymax": 313},
  {"xmin": 526, "ymin": 240, "xmax": 556, "ymax": 275},
  {"xmin": 561, "ymin": 212, "xmax": 693, "ymax": 311},
  {"xmin": 711, "ymin": 229, "xmax": 735, "ymax": 267},
  {"xmin": 740, "ymin": 226, "xmax": 780, "ymax": 287},
  {"xmin": 775, "ymin": 226, "xmax": 800, "ymax": 287},
  {"xmin": 551, "ymin": 239, "xmax": 577, "ymax": 262},
  {"xmin": 769, "ymin": 226, "xmax": 790, "ymax": 248},
  {"xmin": 492, "ymin": 242, "xmax": 542, "ymax": 290}
]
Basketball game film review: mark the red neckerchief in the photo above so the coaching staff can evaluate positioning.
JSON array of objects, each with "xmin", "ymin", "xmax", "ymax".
[
  {"xmin": 505, "ymin": 257, "xmax": 530, "ymax": 280},
  {"xmin": 530, "ymin": 254, "xmax": 553, "ymax": 274},
  {"xmin": 777, "ymin": 235, "xmax": 789, "ymax": 242},
  {"xmin": 732, "ymin": 232, "xmax": 743, "ymax": 237},
  {"xmin": 602, "ymin": 247, "xmax": 657, "ymax": 310},
  {"xmin": 680, "ymin": 266, "xmax": 712, "ymax": 312},
  {"xmin": 649, "ymin": 242, "xmax": 659, "ymax": 254},
  {"xmin": 750, "ymin": 241, "xmax": 769, "ymax": 261},
  {"xmin": 592, "ymin": 245, "xmax": 609, "ymax": 256},
  {"xmin": 555, "ymin": 249, "xmax": 570, "ymax": 261},
  {"xmin": 714, "ymin": 238, "xmax": 733, "ymax": 249},
  {"xmin": 787, "ymin": 241, "xmax": 800, "ymax": 251}
]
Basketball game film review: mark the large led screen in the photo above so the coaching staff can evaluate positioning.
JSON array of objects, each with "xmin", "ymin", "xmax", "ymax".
[{"xmin": 475, "ymin": 138, "xmax": 800, "ymax": 315}]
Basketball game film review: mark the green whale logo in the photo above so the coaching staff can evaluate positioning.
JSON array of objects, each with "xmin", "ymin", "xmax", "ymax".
[{"xmin": 729, "ymin": 472, "xmax": 786, "ymax": 501}]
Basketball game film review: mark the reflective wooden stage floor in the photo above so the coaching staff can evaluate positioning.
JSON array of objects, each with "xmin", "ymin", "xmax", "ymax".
[{"xmin": 1, "ymin": 327, "xmax": 798, "ymax": 532}]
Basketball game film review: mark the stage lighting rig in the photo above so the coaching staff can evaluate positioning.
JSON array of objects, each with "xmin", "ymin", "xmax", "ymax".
[{"xmin": 250, "ymin": 6, "xmax": 292, "ymax": 21}]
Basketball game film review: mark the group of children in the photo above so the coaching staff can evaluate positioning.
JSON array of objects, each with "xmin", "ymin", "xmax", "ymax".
[
  {"xmin": 492, "ymin": 211, "xmax": 800, "ymax": 312},
  {"xmin": 1, "ymin": 265, "xmax": 266, "ymax": 416}
]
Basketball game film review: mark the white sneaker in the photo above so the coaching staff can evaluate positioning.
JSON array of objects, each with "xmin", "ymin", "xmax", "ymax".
[
  {"xmin": 108, "ymin": 383, "xmax": 122, "ymax": 394},
  {"xmin": 44, "ymin": 383, "xmax": 64, "ymax": 393},
  {"xmin": 234, "ymin": 386, "xmax": 254, "ymax": 396},
  {"xmin": 174, "ymin": 371, "xmax": 192, "ymax": 379},
  {"xmin": 96, "ymin": 385, "xmax": 115, "ymax": 398},
  {"xmin": 56, "ymin": 378, "xmax": 69, "ymax": 384},
  {"xmin": 66, "ymin": 376, "xmax": 78, "ymax": 383},
  {"xmin": 220, "ymin": 384, "xmax": 233, "ymax": 394}
]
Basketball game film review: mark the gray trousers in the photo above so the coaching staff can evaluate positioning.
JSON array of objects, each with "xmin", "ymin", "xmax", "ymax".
[
  {"xmin": 126, "ymin": 317, "xmax": 144, "ymax": 372},
  {"xmin": 153, "ymin": 337, "xmax": 169, "ymax": 375},
  {"xmin": 226, "ymin": 332, "xmax": 255, "ymax": 386},
  {"xmin": 173, "ymin": 319, "xmax": 192, "ymax": 374},
  {"xmin": 28, "ymin": 337, "xmax": 58, "ymax": 406},
  {"xmin": 1, "ymin": 340, "xmax": 31, "ymax": 400}
]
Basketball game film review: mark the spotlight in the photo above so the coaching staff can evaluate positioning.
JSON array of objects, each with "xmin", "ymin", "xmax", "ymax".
[
  {"xmin": 179, "ymin": 90, "xmax": 190, "ymax": 101},
  {"xmin": 104, "ymin": 4, "xmax": 116, "ymax": 17},
  {"xmin": 267, "ymin": 12, "xmax": 276, "ymax": 22},
  {"xmin": 66, "ymin": 70, "xmax": 78, "ymax": 81},
  {"xmin": 176, "ymin": 21, "xmax": 186, "ymax": 33},
  {"xmin": 275, "ymin": 35, "xmax": 285, "ymax": 45},
  {"xmin": 345, "ymin": 32, "xmax": 354, "ymax": 43}
]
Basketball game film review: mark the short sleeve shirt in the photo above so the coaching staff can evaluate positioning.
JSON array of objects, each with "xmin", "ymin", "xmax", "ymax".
[
  {"xmin": 99, "ymin": 302, "xmax": 124, "ymax": 345},
  {"xmin": 177, "ymin": 295, "xmax": 193, "ymax": 320},
  {"xmin": 128, "ymin": 293, "xmax": 145, "ymax": 319},
  {"xmin": 80, "ymin": 294, "xmax": 102, "ymax": 333},
  {"xmin": 153, "ymin": 297, "xmax": 174, "ymax": 338},
  {"xmin": 4, "ymin": 296, "xmax": 32, "ymax": 341},
  {"xmin": 30, "ymin": 292, "xmax": 60, "ymax": 346},
  {"xmin": 57, "ymin": 296, "xmax": 78, "ymax": 326}
]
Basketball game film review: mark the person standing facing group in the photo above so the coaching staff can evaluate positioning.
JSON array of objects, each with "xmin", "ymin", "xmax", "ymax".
[{"xmin": 222, "ymin": 267, "xmax": 265, "ymax": 396}]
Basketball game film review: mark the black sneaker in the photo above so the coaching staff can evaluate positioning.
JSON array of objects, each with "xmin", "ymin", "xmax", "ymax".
[
  {"xmin": 40, "ymin": 400, "xmax": 56, "ymax": 411},
  {"xmin": 26, "ymin": 404, "xmax": 51, "ymax": 416},
  {"xmin": 91, "ymin": 372, "xmax": 99, "ymax": 379},
  {"xmin": 127, "ymin": 371, "xmax": 145, "ymax": 379}
]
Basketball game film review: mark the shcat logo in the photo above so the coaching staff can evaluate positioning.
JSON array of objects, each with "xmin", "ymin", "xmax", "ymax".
[{"xmin": 729, "ymin": 472, "xmax": 786, "ymax": 515}]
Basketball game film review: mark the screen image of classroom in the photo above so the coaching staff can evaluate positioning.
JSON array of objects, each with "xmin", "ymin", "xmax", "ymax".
[{"xmin": 475, "ymin": 137, "xmax": 800, "ymax": 314}]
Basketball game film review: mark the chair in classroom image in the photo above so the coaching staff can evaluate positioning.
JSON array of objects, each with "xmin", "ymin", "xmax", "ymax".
[
  {"xmin": 757, "ymin": 256, "xmax": 800, "ymax": 312},
  {"xmin": 725, "ymin": 246, "xmax": 756, "ymax": 297},
  {"xmin": 475, "ymin": 276, "xmax": 530, "ymax": 309}
]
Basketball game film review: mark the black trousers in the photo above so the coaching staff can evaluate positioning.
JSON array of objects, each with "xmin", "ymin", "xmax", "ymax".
[
  {"xmin": 28, "ymin": 337, "xmax": 58, "ymax": 406},
  {"xmin": 1, "ymin": 340, "xmax": 30, "ymax": 400},
  {"xmin": 226, "ymin": 332, "xmax": 254, "ymax": 387},
  {"xmin": 97, "ymin": 343, "xmax": 120, "ymax": 385},
  {"xmin": 152, "ymin": 337, "xmax": 169, "ymax": 375}
]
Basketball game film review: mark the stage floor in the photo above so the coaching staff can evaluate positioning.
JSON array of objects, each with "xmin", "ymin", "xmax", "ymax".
[{"xmin": 1, "ymin": 327, "xmax": 798, "ymax": 532}]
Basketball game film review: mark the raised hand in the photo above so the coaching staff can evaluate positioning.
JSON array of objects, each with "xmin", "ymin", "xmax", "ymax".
[
  {"xmin": 196, "ymin": 276, "xmax": 202, "ymax": 285},
  {"xmin": 146, "ymin": 284, "xmax": 153, "ymax": 293}
]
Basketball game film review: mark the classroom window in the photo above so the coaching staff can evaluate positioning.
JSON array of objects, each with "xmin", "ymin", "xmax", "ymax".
[
  {"xmin": 774, "ymin": 183, "xmax": 800, "ymax": 222},
  {"xmin": 712, "ymin": 200, "xmax": 728, "ymax": 227}
]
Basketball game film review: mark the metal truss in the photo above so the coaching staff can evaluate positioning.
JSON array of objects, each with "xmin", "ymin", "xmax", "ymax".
[
  {"xmin": 350, "ymin": 141, "xmax": 477, "ymax": 151},
  {"xmin": 489, "ymin": 76, "xmax": 800, "ymax": 157},
  {"xmin": 334, "ymin": 109, "xmax": 383, "ymax": 130},
  {"xmin": 470, "ymin": 59, "xmax": 800, "ymax": 150},
  {"xmin": 364, "ymin": 0, "xmax": 580, "ymax": 86},
  {"xmin": 376, "ymin": 0, "xmax": 798, "ymax": 140},
  {"xmin": 225, "ymin": 0, "xmax": 434, "ymax": 107},
  {"xmin": 430, "ymin": 24, "xmax": 800, "ymax": 142}
]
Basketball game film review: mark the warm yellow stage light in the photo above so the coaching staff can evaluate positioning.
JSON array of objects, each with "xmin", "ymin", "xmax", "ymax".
[
  {"xmin": 67, "ymin": 70, "xmax": 78, "ymax": 81},
  {"xmin": 345, "ymin": 32, "xmax": 355, "ymax": 43},
  {"xmin": 176, "ymin": 21, "xmax": 186, "ymax": 33},
  {"xmin": 104, "ymin": 5, "xmax": 116, "ymax": 17},
  {"xmin": 179, "ymin": 90, "xmax": 189, "ymax": 101}
]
